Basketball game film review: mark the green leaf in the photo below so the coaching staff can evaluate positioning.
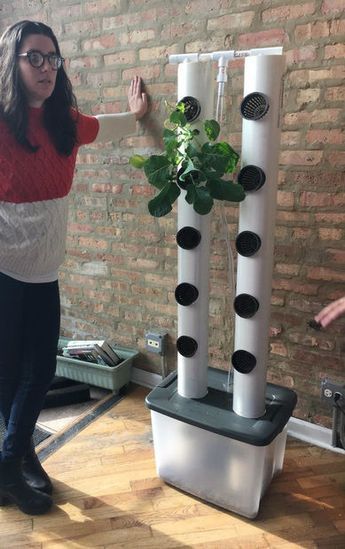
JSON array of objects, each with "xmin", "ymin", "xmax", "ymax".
[
  {"xmin": 175, "ymin": 100, "xmax": 186, "ymax": 113},
  {"xmin": 204, "ymin": 120, "xmax": 220, "ymax": 141},
  {"xmin": 201, "ymin": 165, "xmax": 226, "ymax": 180},
  {"xmin": 207, "ymin": 179, "xmax": 245, "ymax": 202},
  {"xmin": 129, "ymin": 154, "xmax": 146, "ymax": 169},
  {"xmin": 185, "ymin": 184, "xmax": 196, "ymax": 204},
  {"xmin": 163, "ymin": 128, "xmax": 179, "ymax": 158},
  {"xmin": 178, "ymin": 158, "xmax": 197, "ymax": 181},
  {"xmin": 186, "ymin": 142, "xmax": 201, "ymax": 159},
  {"xmin": 167, "ymin": 181, "xmax": 181, "ymax": 204},
  {"xmin": 148, "ymin": 194, "xmax": 172, "ymax": 217},
  {"xmin": 148, "ymin": 181, "xmax": 180, "ymax": 217},
  {"xmin": 144, "ymin": 155, "xmax": 172, "ymax": 189},
  {"xmin": 170, "ymin": 110, "xmax": 187, "ymax": 127},
  {"xmin": 201, "ymin": 142, "xmax": 227, "ymax": 172},
  {"xmin": 193, "ymin": 186, "xmax": 214, "ymax": 215},
  {"xmin": 201, "ymin": 142, "xmax": 239, "ymax": 174},
  {"xmin": 224, "ymin": 144, "xmax": 240, "ymax": 173},
  {"xmin": 163, "ymin": 128, "xmax": 177, "ymax": 148}
]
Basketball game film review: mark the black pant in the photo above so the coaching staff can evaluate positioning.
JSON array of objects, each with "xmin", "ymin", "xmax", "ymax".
[{"xmin": 0, "ymin": 272, "xmax": 60, "ymax": 460}]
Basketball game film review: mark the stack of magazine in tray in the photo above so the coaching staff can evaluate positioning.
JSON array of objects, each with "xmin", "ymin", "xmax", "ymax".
[{"xmin": 62, "ymin": 340, "xmax": 122, "ymax": 367}]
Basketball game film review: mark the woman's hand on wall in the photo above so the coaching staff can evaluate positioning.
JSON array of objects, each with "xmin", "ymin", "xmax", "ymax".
[
  {"xmin": 314, "ymin": 296, "xmax": 345, "ymax": 328},
  {"xmin": 128, "ymin": 76, "xmax": 148, "ymax": 120}
]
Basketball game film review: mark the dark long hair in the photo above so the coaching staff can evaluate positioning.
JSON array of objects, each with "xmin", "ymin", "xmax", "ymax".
[{"xmin": 0, "ymin": 20, "xmax": 78, "ymax": 155}]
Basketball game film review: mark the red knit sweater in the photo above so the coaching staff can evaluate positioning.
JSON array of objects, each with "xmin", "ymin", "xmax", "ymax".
[
  {"xmin": 0, "ymin": 107, "xmax": 99, "ymax": 282},
  {"xmin": 0, "ymin": 107, "xmax": 99, "ymax": 203},
  {"xmin": 0, "ymin": 107, "xmax": 135, "ymax": 282}
]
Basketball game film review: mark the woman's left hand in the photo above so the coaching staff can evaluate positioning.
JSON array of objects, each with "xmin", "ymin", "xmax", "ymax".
[{"xmin": 128, "ymin": 76, "xmax": 148, "ymax": 120}]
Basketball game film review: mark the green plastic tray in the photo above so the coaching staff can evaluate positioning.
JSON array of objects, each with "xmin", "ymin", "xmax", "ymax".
[{"xmin": 56, "ymin": 337, "xmax": 138, "ymax": 392}]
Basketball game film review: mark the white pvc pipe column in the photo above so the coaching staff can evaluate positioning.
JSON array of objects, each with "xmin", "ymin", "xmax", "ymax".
[
  {"xmin": 176, "ymin": 61, "xmax": 215, "ymax": 399},
  {"xmin": 233, "ymin": 54, "xmax": 285, "ymax": 418}
]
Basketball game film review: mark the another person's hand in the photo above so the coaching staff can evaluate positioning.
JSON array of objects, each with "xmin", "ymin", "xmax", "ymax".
[
  {"xmin": 314, "ymin": 296, "xmax": 345, "ymax": 328},
  {"xmin": 128, "ymin": 76, "xmax": 148, "ymax": 120}
]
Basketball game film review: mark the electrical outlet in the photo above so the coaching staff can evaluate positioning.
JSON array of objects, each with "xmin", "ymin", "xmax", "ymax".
[
  {"xmin": 145, "ymin": 330, "xmax": 168, "ymax": 355},
  {"xmin": 321, "ymin": 379, "xmax": 345, "ymax": 404}
]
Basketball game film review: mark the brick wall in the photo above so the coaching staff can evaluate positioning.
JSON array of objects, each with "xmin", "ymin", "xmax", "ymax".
[{"xmin": 0, "ymin": 0, "xmax": 344, "ymax": 427}]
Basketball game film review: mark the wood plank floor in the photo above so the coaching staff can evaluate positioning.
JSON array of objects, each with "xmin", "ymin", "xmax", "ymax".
[{"xmin": 0, "ymin": 385, "xmax": 344, "ymax": 548}]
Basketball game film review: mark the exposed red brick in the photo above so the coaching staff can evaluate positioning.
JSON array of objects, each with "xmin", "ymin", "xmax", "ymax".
[
  {"xmin": 295, "ymin": 21, "xmax": 332, "ymax": 42},
  {"xmin": 207, "ymin": 11, "xmax": 255, "ymax": 30},
  {"xmin": 324, "ymin": 43, "xmax": 345, "ymax": 59},
  {"xmin": 321, "ymin": 0, "xmax": 345, "ymax": 15},
  {"xmin": 325, "ymin": 151, "xmax": 345, "ymax": 165},
  {"xmin": 307, "ymin": 267, "xmax": 345, "ymax": 282},
  {"xmin": 122, "ymin": 65, "xmax": 160, "ymax": 81},
  {"xmin": 238, "ymin": 28, "xmax": 286, "ymax": 48},
  {"xmin": 311, "ymin": 109, "xmax": 342, "ymax": 124},
  {"xmin": 319, "ymin": 228, "xmax": 343, "ymax": 240},
  {"xmin": 280, "ymin": 150, "xmax": 323, "ymax": 166},
  {"xmin": 262, "ymin": 2, "xmax": 316, "ymax": 23},
  {"xmin": 285, "ymin": 46, "xmax": 317, "ymax": 64},
  {"xmin": 84, "ymin": 0, "xmax": 122, "ymax": 15},
  {"xmin": 299, "ymin": 191, "xmax": 345, "ymax": 208},
  {"xmin": 306, "ymin": 129, "xmax": 345, "ymax": 145}
]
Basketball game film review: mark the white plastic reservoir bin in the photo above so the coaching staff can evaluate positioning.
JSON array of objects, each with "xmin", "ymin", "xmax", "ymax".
[{"xmin": 146, "ymin": 368, "xmax": 297, "ymax": 519}]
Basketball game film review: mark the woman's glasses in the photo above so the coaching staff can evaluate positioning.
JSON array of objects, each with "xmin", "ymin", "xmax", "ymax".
[{"xmin": 17, "ymin": 50, "xmax": 64, "ymax": 70}]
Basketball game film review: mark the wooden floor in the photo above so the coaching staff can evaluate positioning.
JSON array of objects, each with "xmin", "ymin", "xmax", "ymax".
[{"xmin": 1, "ymin": 385, "xmax": 344, "ymax": 548}]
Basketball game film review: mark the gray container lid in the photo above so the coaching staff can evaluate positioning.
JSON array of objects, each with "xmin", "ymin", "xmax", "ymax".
[{"xmin": 146, "ymin": 368, "xmax": 297, "ymax": 446}]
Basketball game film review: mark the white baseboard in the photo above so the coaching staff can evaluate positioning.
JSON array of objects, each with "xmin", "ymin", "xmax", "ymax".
[
  {"xmin": 131, "ymin": 367, "xmax": 162, "ymax": 389},
  {"xmin": 287, "ymin": 416, "xmax": 345, "ymax": 454},
  {"xmin": 131, "ymin": 367, "xmax": 345, "ymax": 455}
]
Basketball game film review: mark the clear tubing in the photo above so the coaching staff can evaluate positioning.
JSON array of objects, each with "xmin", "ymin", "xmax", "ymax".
[
  {"xmin": 215, "ymin": 74, "xmax": 236, "ymax": 394},
  {"xmin": 215, "ymin": 86, "xmax": 224, "ymax": 124},
  {"xmin": 220, "ymin": 203, "xmax": 236, "ymax": 393}
]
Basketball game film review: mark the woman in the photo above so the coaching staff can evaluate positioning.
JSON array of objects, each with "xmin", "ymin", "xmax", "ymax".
[{"xmin": 0, "ymin": 20, "xmax": 147, "ymax": 515}]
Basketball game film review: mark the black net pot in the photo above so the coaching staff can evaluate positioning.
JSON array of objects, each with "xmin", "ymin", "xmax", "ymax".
[
  {"xmin": 237, "ymin": 165, "xmax": 266, "ymax": 192},
  {"xmin": 240, "ymin": 92, "xmax": 269, "ymax": 121},
  {"xmin": 176, "ymin": 226, "xmax": 202, "ymax": 250},
  {"xmin": 176, "ymin": 335, "xmax": 198, "ymax": 357},
  {"xmin": 176, "ymin": 96, "xmax": 201, "ymax": 122},
  {"xmin": 231, "ymin": 349, "xmax": 257, "ymax": 374}
]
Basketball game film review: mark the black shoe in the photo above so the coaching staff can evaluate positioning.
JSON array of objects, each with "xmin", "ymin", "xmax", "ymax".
[
  {"xmin": 0, "ymin": 458, "xmax": 52, "ymax": 515},
  {"xmin": 22, "ymin": 440, "xmax": 53, "ymax": 495}
]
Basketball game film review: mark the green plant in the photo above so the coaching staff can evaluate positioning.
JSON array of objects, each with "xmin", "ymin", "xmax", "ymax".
[{"xmin": 130, "ymin": 102, "xmax": 245, "ymax": 217}]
